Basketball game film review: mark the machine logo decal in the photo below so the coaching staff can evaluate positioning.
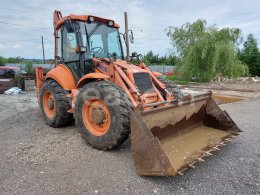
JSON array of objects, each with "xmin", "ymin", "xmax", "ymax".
[{"xmin": 97, "ymin": 64, "xmax": 108, "ymax": 72}]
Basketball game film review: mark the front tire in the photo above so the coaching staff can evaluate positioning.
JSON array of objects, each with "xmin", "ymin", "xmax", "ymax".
[
  {"xmin": 40, "ymin": 79, "xmax": 73, "ymax": 127},
  {"xmin": 75, "ymin": 80, "xmax": 131, "ymax": 150}
]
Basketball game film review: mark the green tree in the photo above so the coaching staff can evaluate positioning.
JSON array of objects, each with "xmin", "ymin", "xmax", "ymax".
[
  {"xmin": 167, "ymin": 19, "xmax": 248, "ymax": 81},
  {"xmin": 5, "ymin": 56, "xmax": 23, "ymax": 63},
  {"xmin": 0, "ymin": 56, "xmax": 5, "ymax": 66},
  {"xmin": 144, "ymin": 51, "xmax": 159, "ymax": 64},
  {"xmin": 238, "ymin": 34, "xmax": 260, "ymax": 76},
  {"xmin": 142, "ymin": 51, "xmax": 177, "ymax": 65}
]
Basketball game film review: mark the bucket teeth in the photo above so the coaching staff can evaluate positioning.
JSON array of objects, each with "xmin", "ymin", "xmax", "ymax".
[
  {"xmin": 188, "ymin": 164, "xmax": 195, "ymax": 169},
  {"xmin": 205, "ymin": 151, "xmax": 213, "ymax": 156},
  {"xmin": 197, "ymin": 158, "xmax": 205, "ymax": 162},
  {"xmin": 177, "ymin": 171, "xmax": 184, "ymax": 176},
  {"xmin": 225, "ymin": 138, "xmax": 232, "ymax": 142},
  {"xmin": 213, "ymin": 146, "xmax": 220, "ymax": 151}
]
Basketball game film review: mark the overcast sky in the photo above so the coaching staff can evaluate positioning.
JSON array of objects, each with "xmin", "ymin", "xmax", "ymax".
[{"xmin": 0, "ymin": 0, "xmax": 260, "ymax": 59}]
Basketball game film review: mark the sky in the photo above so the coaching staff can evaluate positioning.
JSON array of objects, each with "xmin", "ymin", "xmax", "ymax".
[{"xmin": 0, "ymin": 0, "xmax": 260, "ymax": 59}]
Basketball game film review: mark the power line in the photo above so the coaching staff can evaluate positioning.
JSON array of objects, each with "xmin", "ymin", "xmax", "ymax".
[
  {"xmin": 0, "ymin": 38, "xmax": 40, "ymax": 44},
  {"xmin": 1, "ymin": 25, "xmax": 53, "ymax": 33},
  {"xmin": 135, "ymin": 38, "xmax": 168, "ymax": 40},
  {"xmin": 0, "ymin": 7, "xmax": 45, "ymax": 17},
  {"xmin": 0, "ymin": 21, "xmax": 51, "ymax": 30}
]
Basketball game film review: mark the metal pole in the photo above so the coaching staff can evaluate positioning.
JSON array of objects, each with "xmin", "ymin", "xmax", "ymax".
[
  {"xmin": 124, "ymin": 12, "xmax": 129, "ymax": 61},
  {"xmin": 41, "ymin": 35, "xmax": 46, "ymax": 64}
]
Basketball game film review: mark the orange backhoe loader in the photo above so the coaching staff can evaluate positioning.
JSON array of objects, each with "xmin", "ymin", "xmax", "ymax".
[{"xmin": 35, "ymin": 10, "xmax": 241, "ymax": 176}]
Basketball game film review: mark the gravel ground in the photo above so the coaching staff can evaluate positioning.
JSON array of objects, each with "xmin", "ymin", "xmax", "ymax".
[{"xmin": 0, "ymin": 92, "xmax": 259, "ymax": 194}]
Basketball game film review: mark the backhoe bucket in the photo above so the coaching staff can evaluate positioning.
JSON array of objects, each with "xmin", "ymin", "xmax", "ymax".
[{"xmin": 131, "ymin": 92, "xmax": 241, "ymax": 176}]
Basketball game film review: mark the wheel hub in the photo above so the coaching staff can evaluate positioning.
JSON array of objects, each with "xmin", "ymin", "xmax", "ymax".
[
  {"xmin": 91, "ymin": 107, "xmax": 106, "ymax": 125},
  {"xmin": 47, "ymin": 98, "xmax": 54, "ymax": 110}
]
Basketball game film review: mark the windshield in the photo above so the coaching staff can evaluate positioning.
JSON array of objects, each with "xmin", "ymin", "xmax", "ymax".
[
  {"xmin": 87, "ymin": 22, "xmax": 122, "ymax": 58},
  {"xmin": 60, "ymin": 21, "xmax": 123, "ymax": 62}
]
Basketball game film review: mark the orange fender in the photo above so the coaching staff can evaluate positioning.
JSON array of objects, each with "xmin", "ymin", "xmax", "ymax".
[
  {"xmin": 77, "ymin": 73, "xmax": 109, "ymax": 88},
  {"xmin": 45, "ymin": 64, "xmax": 76, "ymax": 90}
]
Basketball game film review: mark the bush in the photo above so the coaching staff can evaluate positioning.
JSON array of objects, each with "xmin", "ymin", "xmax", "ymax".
[
  {"xmin": 166, "ymin": 75, "xmax": 189, "ymax": 84},
  {"xmin": 14, "ymin": 71, "xmax": 24, "ymax": 89},
  {"xmin": 23, "ymin": 61, "xmax": 35, "ymax": 75}
]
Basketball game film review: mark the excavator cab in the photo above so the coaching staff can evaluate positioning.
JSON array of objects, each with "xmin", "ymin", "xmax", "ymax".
[{"xmin": 55, "ymin": 15, "xmax": 124, "ymax": 80}]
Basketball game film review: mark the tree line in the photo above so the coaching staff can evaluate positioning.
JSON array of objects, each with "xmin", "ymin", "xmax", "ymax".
[{"xmin": 0, "ymin": 56, "xmax": 53, "ymax": 66}]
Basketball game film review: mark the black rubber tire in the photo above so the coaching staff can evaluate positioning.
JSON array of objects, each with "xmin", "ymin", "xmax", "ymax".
[
  {"xmin": 40, "ymin": 79, "xmax": 73, "ymax": 127},
  {"xmin": 157, "ymin": 76, "xmax": 184, "ymax": 102},
  {"xmin": 75, "ymin": 80, "xmax": 131, "ymax": 150}
]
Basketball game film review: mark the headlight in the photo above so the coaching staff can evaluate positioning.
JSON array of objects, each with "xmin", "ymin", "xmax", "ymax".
[
  {"xmin": 108, "ymin": 21, "xmax": 114, "ymax": 26},
  {"xmin": 89, "ymin": 16, "xmax": 94, "ymax": 22}
]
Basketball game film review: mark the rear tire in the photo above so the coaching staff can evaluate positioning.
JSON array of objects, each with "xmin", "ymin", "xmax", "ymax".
[
  {"xmin": 40, "ymin": 79, "xmax": 73, "ymax": 127},
  {"xmin": 158, "ymin": 76, "xmax": 184, "ymax": 102},
  {"xmin": 75, "ymin": 80, "xmax": 131, "ymax": 150}
]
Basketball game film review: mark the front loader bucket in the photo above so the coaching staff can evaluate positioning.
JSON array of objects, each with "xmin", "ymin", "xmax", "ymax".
[{"xmin": 131, "ymin": 92, "xmax": 241, "ymax": 176}]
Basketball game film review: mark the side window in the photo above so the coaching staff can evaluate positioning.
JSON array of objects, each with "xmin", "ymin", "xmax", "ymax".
[
  {"xmin": 62, "ymin": 27, "xmax": 79, "ymax": 62},
  {"xmin": 90, "ymin": 34, "xmax": 103, "ymax": 50},
  {"xmin": 68, "ymin": 33, "xmax": 77, "ymax": 48},
  {"xmin": 107, "ymin": 31, "xmax": 120, "ymax": 56}
]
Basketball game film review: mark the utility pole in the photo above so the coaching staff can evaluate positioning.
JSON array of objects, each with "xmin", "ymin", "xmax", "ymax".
[
  {"xmin": 41, "ymin": 35, "xmax": 46, "ymax": 64},
  {"xmin": 124, "ymin": 12, "xmax": 129, "ymax": 61}
]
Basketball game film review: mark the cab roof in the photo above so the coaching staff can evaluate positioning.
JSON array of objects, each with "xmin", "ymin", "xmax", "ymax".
[{"xmin": 54, "ymin": 14, "xmax": 120, "ymax": 30}]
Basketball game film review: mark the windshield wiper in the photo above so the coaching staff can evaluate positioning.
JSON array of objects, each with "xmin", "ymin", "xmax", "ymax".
[{"xmin": 88, "ymin": 23, "xmax": 101, "ymax": 38}]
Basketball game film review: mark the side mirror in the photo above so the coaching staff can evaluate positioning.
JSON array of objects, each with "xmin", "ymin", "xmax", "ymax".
[
  {"xmin": 131, "ymin": 52, "xmax": 138, "ymax": 57},
  {"xmin": 129, "ymin": 30, "xmax": 134, "ymax": 43}
]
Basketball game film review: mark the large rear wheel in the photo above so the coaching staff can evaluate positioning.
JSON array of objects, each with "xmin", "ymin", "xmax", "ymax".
[
  {"xmin": 75, "ymin": 80, "xmax": 131, "ymax": 150},
  {"xmin": 158, "ymin": 76, "xmax": 184, "ymax": 102},
  {"xmin": 40, "ymin": 79, "xmax": 73, "ymax": 127}
]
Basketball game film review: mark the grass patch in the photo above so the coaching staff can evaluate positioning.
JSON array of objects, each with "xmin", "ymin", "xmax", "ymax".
[{"xmin": 166, "ymin": 76, "xmax": 189, "ymax": 85}]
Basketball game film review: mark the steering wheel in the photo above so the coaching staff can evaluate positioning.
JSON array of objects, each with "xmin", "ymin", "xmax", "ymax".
[
  {"xmin": 91, "ymin": 47, "xmax": 103, "ymax": 53},
  {"xmin": 69, "ymin": 53, "xmax": 79, "ymax": 61}
]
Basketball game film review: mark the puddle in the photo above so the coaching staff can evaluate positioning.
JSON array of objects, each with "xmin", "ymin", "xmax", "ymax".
[{"xmin": 212, "ymin": 95, "xmax": 244, "ymax": 105}]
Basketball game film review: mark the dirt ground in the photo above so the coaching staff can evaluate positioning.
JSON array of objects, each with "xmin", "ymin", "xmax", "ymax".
[
  {"xmin": 0, "ymin": 82, "xmax": 260, "ymax": 194},
  {"xmin": 181, "ymin": 78, "xmax": 260, "ymax": 99}
]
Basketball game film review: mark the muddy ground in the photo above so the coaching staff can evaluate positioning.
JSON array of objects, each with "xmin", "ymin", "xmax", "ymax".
[
  {"xmin": 0, "ymin": 82, "xmax": 260, "ymax": 194},
  {"xmin": 181, "ymin": 78, "xmax": 260, "ymax": 99}
]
